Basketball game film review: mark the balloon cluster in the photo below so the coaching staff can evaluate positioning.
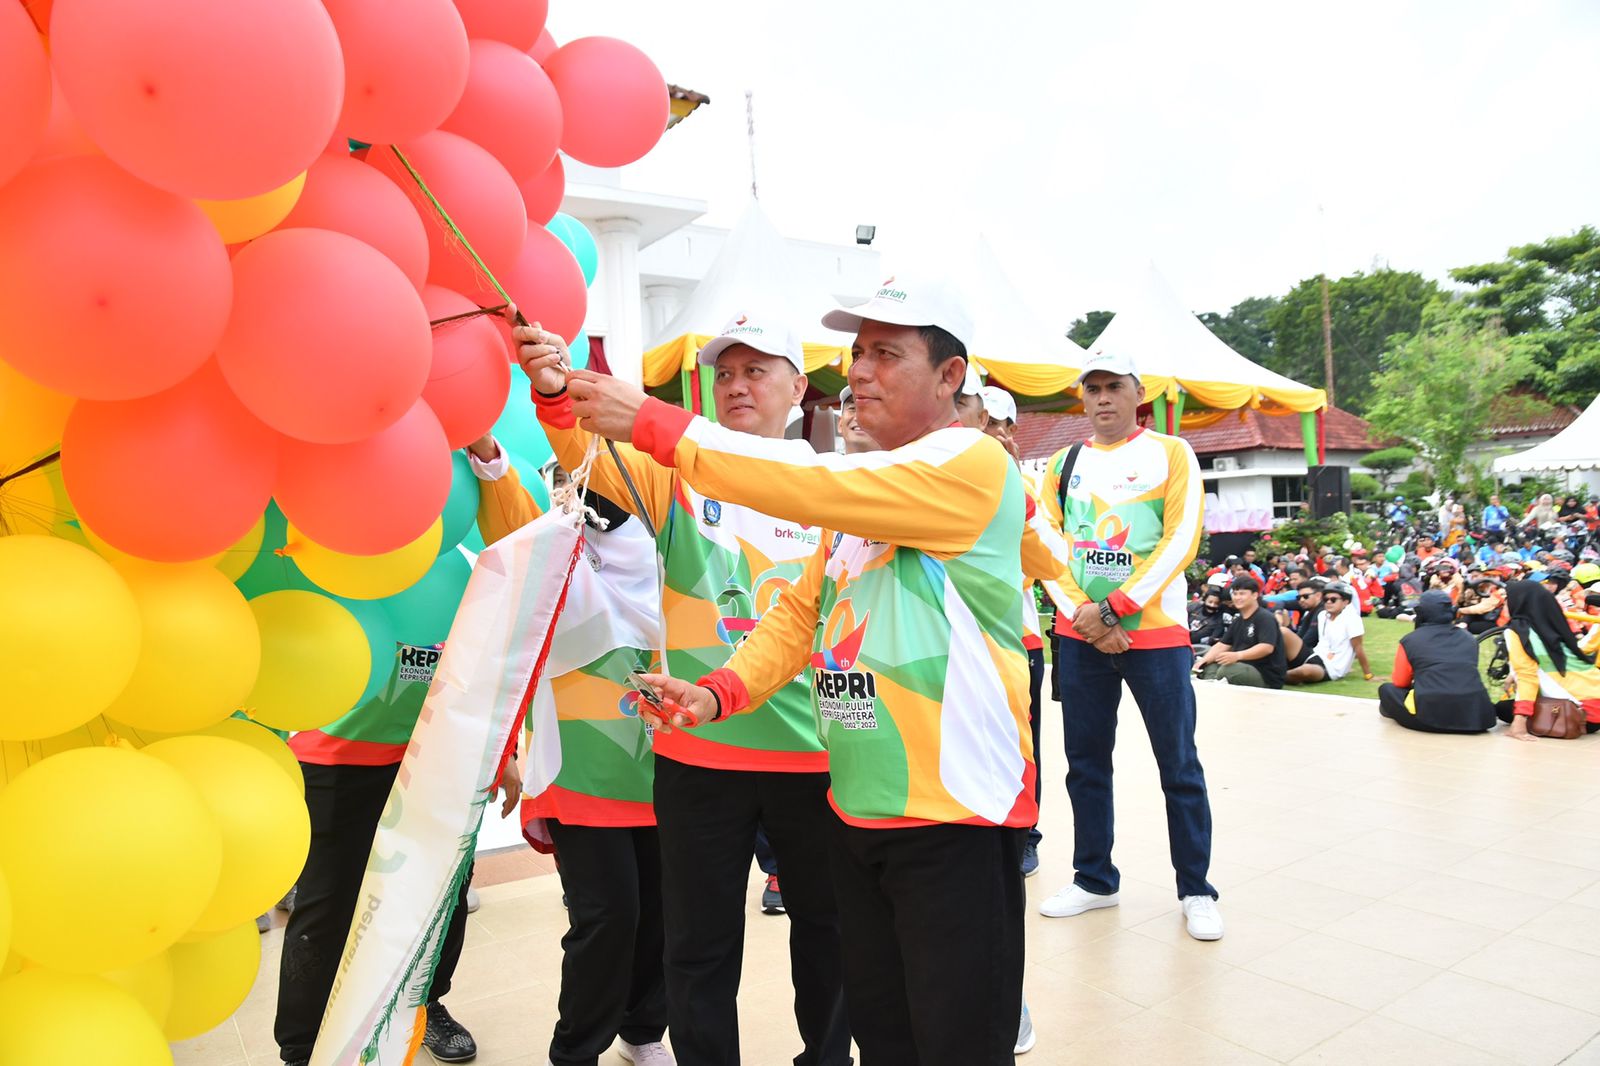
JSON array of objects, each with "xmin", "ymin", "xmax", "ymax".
[{"xmin": 0, "ymin": 0, "xmax": 667, "ymax": 1059}]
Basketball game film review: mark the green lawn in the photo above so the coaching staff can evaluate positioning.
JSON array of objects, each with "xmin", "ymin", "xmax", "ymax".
[{"xmin": 1303, "ymin": 615, "xmax": 1406, "ymax": 699}]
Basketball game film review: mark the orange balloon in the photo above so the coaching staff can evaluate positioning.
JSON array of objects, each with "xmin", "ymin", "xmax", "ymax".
[
  {"xmin": 544, "ymin": 38, "xmax": 668, "ymax": 168},
  {"xmin": 196, "ymin": 171, "xmax": 307, "ymax": 244},
  {"xmin": 276, "ymin": 153, "xmax": 430, "ymax": 291},
  {"xmin": 49, "ymin": 0, "xmax": 343, "ymax": 200},
  {"xmin": 323, "ymin": 0, "xmax": 471, "ymax": 145},
  {"xmin": 61, "ymin": 362, "xmax": 279, "ymax": 563},
  {"xmin": 216, "ymin": 228, "xmax": 432, "ymax": 445},
  {"xmin": 420, "ymin": 287, "xmax": 512, "ymax": 448},
  {"xmin": 518, "ymin": 153, "xmax": 565, "ymax": 225},
  {"xmin": 0, "ymin": 156, "xmax": 232, "ymax": 401},
  {"xmin": 439, "ymin": 40, "xmax": 561, "ymax": 183},
  {"xmin": 33, "ymin": 70, "xmax": 100, "ymax": 162},
  {"xmin": 276, "ymin": 399, "xmax": 452, "ymax": 555},
  {"xmin": 0, "ymin": 0, "xmax": 50, "ymax": 188}
]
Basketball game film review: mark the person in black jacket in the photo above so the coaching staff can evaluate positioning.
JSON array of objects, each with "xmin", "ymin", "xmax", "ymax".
[{"xmin": 1378, "ymin": 590, "xmax": 1496, "ymax": 733}]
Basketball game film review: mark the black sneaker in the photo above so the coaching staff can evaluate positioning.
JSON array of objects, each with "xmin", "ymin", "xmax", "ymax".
[
  {"xmin": 761, "ymin": 874, "xmax": 785, "ymax": 915},
  {"xmin": 422, "ymin": 1000, "xmax": 477, "ymax": 1063}
]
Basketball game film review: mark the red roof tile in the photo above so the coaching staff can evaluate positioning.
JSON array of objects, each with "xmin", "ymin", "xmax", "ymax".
[{"xmin": 1015, "ymin": 405, "xmax": 1382, "ymax": 462}]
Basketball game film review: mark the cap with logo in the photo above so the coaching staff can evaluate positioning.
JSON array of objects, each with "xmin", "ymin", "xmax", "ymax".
[
  {"xmin": 697, "ymin": 311, "xmax": 805, "ymax": 373},
  {"xmin": 1071, "ymin": 347, "xmax": 1141, "ymax": 388},
  {"xmin": 980, "ymin": 385, "xmax": 1017, "ymax": 424},
  {"xmin": 821, "ymin": 272, "xmax": 976, "ymax": 350}
]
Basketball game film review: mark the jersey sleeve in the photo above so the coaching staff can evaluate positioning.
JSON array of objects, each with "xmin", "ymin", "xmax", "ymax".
[
  {"xmin": 700, "ymin": 544, "xmax": 826, "ymax": 715},
  {"xmin": 1505, "ymin": 629, "xmax": 1540, "ymax": 714},
  {"xmin": 1106, "ymin": 435, "xmax": 1204, "ymax": 619},
  {"xmin": 474, "ymin": 463, "xmax": 545, "ymax": 545},
  {"xmin": 534, "ymin": 388, "xmax": 674, "ymax": 533},
  {"xmin": 632, "ymin": 398, "xmax": 1006, "ymax": 557}
]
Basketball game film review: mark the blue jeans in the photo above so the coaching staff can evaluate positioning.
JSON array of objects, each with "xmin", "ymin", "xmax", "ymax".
[{"xmin": 1055, "ymin": 636, "xmax": 1216, "ymax": 900}]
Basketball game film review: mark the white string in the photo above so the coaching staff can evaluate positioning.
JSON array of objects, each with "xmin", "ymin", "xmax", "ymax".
[{"xmin": 550, "ymin": 435, "xmax": 608, "ymax": 529}]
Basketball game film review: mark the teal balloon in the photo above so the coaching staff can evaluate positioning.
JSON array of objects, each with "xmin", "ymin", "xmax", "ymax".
[
  {"xmin": 440, "ymin": 451, "xmax": 481, "ymax": 556},
  {"xmin": 569, "ymin": 332, "xmax": 590, "ymax": 371},
  {"xmin": 492, "ymin": 364, "xmax": 554, "ymax": 471},
  {"xmin": 379, "ymin": 549, "xmax": 473, "ymax": 647},
  {"xmin": 233, "ymin": 501, "xmax": 317, "ymax": 599},
  {"xmin": 1385, "ymin": 545, "xmax": 1404, "ymax": 563},
  {"xmin": 338, "ymin": 595, "xmax": 401, "ymax": 707},
  {"xmin": 547, "ymin": 212, "xmax": 598, "ymax": 286}
]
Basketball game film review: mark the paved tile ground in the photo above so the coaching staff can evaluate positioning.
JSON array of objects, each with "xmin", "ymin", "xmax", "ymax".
[{"xmin": 177, "ymin": 682, "xmax": 1600, "ymax": 1066}]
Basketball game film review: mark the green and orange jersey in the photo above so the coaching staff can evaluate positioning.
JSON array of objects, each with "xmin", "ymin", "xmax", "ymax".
[
  {"xmin": 1039, "ymin": 428, "xmax": 1204, "ymax": 649},
  {"xmin": 626, "ymin": 398, "xmax": 1038, "ymax": 829},
  {"xmin": 534, "ymin": 390, "xmax": 827, "ymax": 773},
  {"xmin": 476, "ymin": 465, "xmax": 657, "ymax": 826},
  {"xmin": 289, "ymin": 641, "xmax": 445, "ymax": 767}
]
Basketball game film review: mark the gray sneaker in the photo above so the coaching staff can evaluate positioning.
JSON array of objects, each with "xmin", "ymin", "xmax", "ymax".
[{"xmin": 1015, "ymin": 998, "xmax": 1036, "ymax": 1054}]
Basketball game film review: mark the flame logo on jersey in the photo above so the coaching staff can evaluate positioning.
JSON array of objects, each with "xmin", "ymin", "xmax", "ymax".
[
  {"xmin": 1072, "ymin": 513, "xmax": 1132, "ymax": 557},
  {"xmin": 618, "ymin": 691, "xmax": 641, "ymax": 717},
  {"xmin": 812, "ymin": 598, "xmax": 870, "ymax": 671},
  {"xmin": 714, "ymin": 570, "xmax": 795, "ymax": 646}
]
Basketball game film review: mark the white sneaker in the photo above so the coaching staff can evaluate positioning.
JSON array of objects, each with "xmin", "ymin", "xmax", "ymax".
[
  {"xmin": 1182, "ymin": 895, "xmax": 1224, "ymax": 941},
  {"xmin": 1014, "ymin": 998, "xmax": 1036, "ymax": 1054},
  {"xmin": 619, "ymin": 1040, "xmax": 675, "ymax": 1065},
  {"xmin": 1039, "ymin": 883, "xmax": 1119, "ymax": 918}
]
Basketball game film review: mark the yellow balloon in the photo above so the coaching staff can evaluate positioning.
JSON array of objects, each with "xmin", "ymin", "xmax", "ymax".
[
  {"xmin": 163, "ymin": 920, "xmax": 261, "ymax": 1041},
  {"xmin": 196, "ymin": 171, "xmax": 307, "ymax": 244},
  {"xmin": 0, "ymin": 359, "xmax": 73, "ymax": 473},
  {"xmin": 244, "ymin": 590, "xmax": 369, "ymax": 731},
  {"xmin": 100, "ymin": 951, "xmax": 174, "ymax": 1029},
  {"xmin": 0, "ymin": 970, "xmax": 173, "ymax": 1066},
  {"xmin": 100, "ymin": 564, "xmax": 261, "ymax": 734},
  {"xmin": 0, "ymin": 866, "xmax": 10, "ymax": 963},
  {"xmin": 0, "ymin": 536, "xmax": 141, "ymax": 740},
  {"xmin": 102, "ymin": 715, "xmax": 303, "ymax": 795},
  {"xmin": 285, "ymin": 517, "xmax": 443, "ymax": 600},
  {"xmin": 0, "ymin": 747, "xmax": 221, "ymax": 973},
  {"xmin": 214, "ymin": 513, "xmax": 267, "ymax": 582},
  {"xmin": 193, "ymin": 717, "xmax": 303, "ymax": 795},
  {"xmin": 142, "ymin": 737, "xmax": 308, "ymax": 936}
]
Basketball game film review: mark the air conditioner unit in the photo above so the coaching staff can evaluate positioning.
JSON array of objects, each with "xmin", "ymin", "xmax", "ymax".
[{"xmin": 1212, "ymin": 456, "xmax": 1239, "ymax": 472}]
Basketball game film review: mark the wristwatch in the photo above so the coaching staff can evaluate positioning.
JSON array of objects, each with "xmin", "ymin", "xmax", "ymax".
[{"xmin": 1097, "ymin": 600, "xmax": 1119, "ymax": 629}]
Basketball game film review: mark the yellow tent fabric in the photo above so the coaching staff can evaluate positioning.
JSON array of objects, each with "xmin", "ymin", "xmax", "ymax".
[{"xmin": 643, "ymin": 334, "xmax": 849, "ymax": 389}]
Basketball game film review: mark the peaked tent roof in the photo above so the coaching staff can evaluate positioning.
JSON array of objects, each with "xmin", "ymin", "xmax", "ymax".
[
  {"xmin": 1492, "ymin": 392, "xmax": 1600, "ymax": 472},
  {"xmin": 640, "ymin": 201, "xmax": 854, "ymax": 388},
  {"xmin": 958, "ymin": 236, "xmax": 1091, "ymax": 399}
]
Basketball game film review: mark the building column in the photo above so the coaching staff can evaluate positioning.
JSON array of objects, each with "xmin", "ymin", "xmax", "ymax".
[
  {"xmin": 643, "ymin": 283, "xmax": 684, "ymax": 346},
  {"xmin": 594, "ymin": 217, "xmax": 644, "ymax": 385}
]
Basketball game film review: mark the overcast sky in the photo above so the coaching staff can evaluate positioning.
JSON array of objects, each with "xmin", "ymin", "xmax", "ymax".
[{"xmin": 552, "ymin": 0, "xmax": 1599, "ymax": 329}]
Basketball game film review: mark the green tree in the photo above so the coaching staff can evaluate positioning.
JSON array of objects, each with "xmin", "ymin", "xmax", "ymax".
[
  {"xmin": 1067, "ymin": 310, "xmax": 1114, "ymax": 349},
  {"xmin": 1361, "ymin": 446, "xmax": 1416, "ymax": 492},
  {"xmin": 1365, "ymin": 305, "xmax": 1531, "ymax": 494},
  {"xmin": 1196, "ymin": 295, "xmax": 1279, "ymax": 366},
  {"xmin": 1265, "ymin": 269, "xmax": 1440, "ymax": 414},
  {"xmin": 1450, "ymin": 226, "xmax": 1600, "ymax": 406}
]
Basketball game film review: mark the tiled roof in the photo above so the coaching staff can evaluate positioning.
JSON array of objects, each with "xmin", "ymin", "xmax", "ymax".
[
  {"xmin": 1015, "ymin": 405, "xmax": 1381, "ymax": 461},
  {"xmin": 1484, "ymin": 392, "xmax": 1581, "ymax": 438}
]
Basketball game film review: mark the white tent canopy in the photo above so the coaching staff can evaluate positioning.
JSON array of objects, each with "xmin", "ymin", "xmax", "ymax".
[
  {"xmin": 960, "ymin": 235, "xmax": 1088, "ymax": 382},
  {"xmin": 1493, "ymin": 392, "xmax": 1600, "ymax": 472}
]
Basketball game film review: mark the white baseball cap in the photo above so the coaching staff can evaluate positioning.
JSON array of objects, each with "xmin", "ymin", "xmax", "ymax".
[
  {"xmin": 1071, "ymin": 347, "xmax": 1141, "ymax": 388},
  {"xmin": 697, "ymin": 311, "xmax": 805, "ymax": 373},
  {"xmin": 839, "ymin": 385, "xmax": 854, "ymax": 404},
  {"xmin": 980, "ymin": 385, "xmax": 1017, "ymax": 423},
  {"xmin": 959, "ymin": 363, "xmax": 982, "ymax": 397},
  {"xmin": 822, "ymin": 272, "xmax": 976, "ymax": 350}
]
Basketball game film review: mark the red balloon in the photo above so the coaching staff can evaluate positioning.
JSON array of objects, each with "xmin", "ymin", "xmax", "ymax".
[
  {"xmin": 0, "ymin": 157, "xmax": 231, "ymax": 401},
  {"xmin": 528, "ymin": 28, "xmax": 558, "ymax": 65},
  {"xmin": 62, "ymin": 362, "xmax": 279, "ymax": 562},
  {"xmin": 217, "ymin": 229, "xmax": 432, "ymax": 445},
  {"xmin": 453, "ymin": 0, "xmax": 547, "ymax": 52},
  {"xmin": 370, "ymin": 132, "xmax": 528, "ymax": 300},
  {"xmin": 34, "ymin": 70, "xmax": 99, "ymax": 162},
  {"xmin": 0, "ymin": 0, "xmax": 50, "ymax": 187},
  {"xmin": 439, "ymin": 40, "xmax": 562, "ymax": 184},
  {"xmin": 277, "ymin": 154, "xmax": 430, "ymax": 290},
  {"xmin": 543, "ymin": 38, "xmax": 668, "ymax": 168},
  {"xmin": 501, "ymin": 226, "xmax": 588, "ymax": 344},
  {"xmin": 421, "ymin": 287, "xmax": 512, "ymax": 448},
  {"xmin": 50, "ymin": 0, "xmax": 343, "ymax": 199},
  {"xmin": 323, "ymin": 0, "xmax": 470, "ymax": 145},
  {"xmin": 276, "ymin": 400, "xmax": 451, "ymax": 555},
  {"xmin": 518, "ymin": 154, "xmax": 565, "ymax": 225}
]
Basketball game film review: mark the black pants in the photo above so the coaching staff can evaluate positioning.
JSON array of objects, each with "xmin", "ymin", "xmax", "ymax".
[
  {"xmin": 276, "ymin": 761, "xmax": 471, "ymax": 1064},
  {"xmin": 1026, "ymin": 646, "xmax": 1045, "ymax": 847},
  {"xmin": 829, "ymin": 820, "xmax": 1025, "ymax": 1066},
  {"xmin": 1463, "ymin": 614, "xmax": 1500, "ymax": 635},
  {"xmin": 546, "ymin": 820, "xmax": 668, "ymax": 1066},
  {"xmin": 653, "ymin": 756, "xmax": 850, "ymax": 1066}
]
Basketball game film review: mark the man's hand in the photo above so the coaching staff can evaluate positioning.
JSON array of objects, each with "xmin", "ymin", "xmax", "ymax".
[
  {"xmin": 635, "ymin": 673, "xmax": 719, "ymax": 733},
  {"xmin": 510, "ymin": 313, "xmax": 571, "ymax": 396},
  {"xmin": 1214, "ymin": 650, "xmax": 1240, "ymax": 666},
  {"xmin": 491, "ymin": 756, "xmax": 521, "ymax": 819},
  {"xmin": 569, "ymin": 369, "xmax": 649, "ymax": 443},
  {"xmin": 1091, "ymin": 627, "xmax": 1131, "ymax": 655},
  {"xmin": 467, "ymin": 434, "xmax": 500, "ymax": 464},
  {"xmin": 1071, "ymin": 601, "xmax": 1110, "ymax": 641}
]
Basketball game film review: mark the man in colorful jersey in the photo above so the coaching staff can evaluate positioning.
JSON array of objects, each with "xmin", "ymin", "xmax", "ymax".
[
  {"xmin": 541, "ymin": 274, "xmax": 1038, "ymax": 1065},
  {"xmin": 274, "ymin": 435, "xmax": 520, "ymax": 1066},
  {"xmin": 514, "ymin": 313, "xmax": 849, "ymax": 1066},
  {"xmin": 1036, "ymin": 348, "xmax": 1223, "ymax": 942},
  {"xmin": 471, "ymin": 447, "xmax": 673, "ymax": 1066}
]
